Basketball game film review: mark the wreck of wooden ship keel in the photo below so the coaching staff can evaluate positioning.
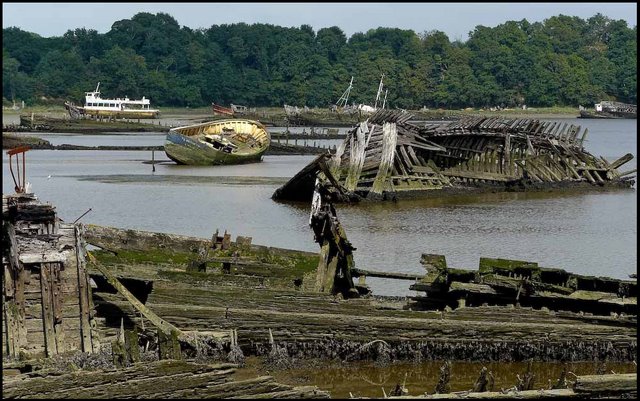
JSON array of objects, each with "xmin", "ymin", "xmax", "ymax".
[
  {"xmin": 273, "ymin": 110, "xmax": 636, "ymax": 202},
  {"xmin": 164, "ymin": 119, "xmax": 271, "ymax": 165}
]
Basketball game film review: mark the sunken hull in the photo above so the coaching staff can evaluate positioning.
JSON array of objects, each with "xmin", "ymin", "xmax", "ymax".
[{"xmin": 164, "ymin": 119, "xmax": 270, "ymax": 165}]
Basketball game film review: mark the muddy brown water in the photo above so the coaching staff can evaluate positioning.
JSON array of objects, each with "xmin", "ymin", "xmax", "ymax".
[{"xmin": 234, "ymin": 357, "xmax": 637, "ymax": 398}]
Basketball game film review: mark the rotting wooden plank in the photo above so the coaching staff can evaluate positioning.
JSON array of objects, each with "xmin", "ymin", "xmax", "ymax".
[
  {"xmin": 50, "ymin": 264, "xmax": 66, "ymax": 354},
  {"xmin": 608, "ymin": 153, "xmax": 634, "ymax": 170},
  {"xmin": 371, "ymin": 122, "xmax": 397, "ymax": 195},
  {"xmin": 40, "ymin": 263, "xmax": 57, "ymax": 356},
  {"xmin": 574, "ymin": 373, "xmax": 636, "ymax": 394},
  {"xmin": 578, "ymin": 128, "xmax": 588, "ymax": 147},
  {"xmin": 75, "ymin": 226, "xmax": 93, "ymax": 353},
  {"xmin": 18, "ymin": 252, "xmax": 67, "ymax": 264},
  {"xmin": 344, "ymin": 122, "xmax": 368, "ymax": 191}
]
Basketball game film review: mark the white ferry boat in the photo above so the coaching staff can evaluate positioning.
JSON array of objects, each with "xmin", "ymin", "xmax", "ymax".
[{"xmin": 66, "ymin": 83, "xmax": 160, "ymax": 119}]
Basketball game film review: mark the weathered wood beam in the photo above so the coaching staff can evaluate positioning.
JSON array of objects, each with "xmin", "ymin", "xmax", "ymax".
[
  {"xmin": 88, "ymin": 253, "xmax": 182, "ymax": 337},
  {"xmin": 370, "ymin": 122, "xmax": 397, "ymax": 195}
]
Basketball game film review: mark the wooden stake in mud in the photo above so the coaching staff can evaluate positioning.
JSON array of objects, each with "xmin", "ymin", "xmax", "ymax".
[{"xmin": 309, "ymin": 179, "xmax": 358, "ymax": 297}]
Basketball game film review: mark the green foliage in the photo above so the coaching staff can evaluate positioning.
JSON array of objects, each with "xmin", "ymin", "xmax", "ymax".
[{"xmin": 3, "ymin": 12, "xmax": 636, "ymax": 107}]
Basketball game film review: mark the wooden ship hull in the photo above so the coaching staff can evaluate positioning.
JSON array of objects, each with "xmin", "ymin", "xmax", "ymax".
[
  {"xmin": 273, "ymin": 110, "xmax": 636, "ymax": 202},
  {"xmin": 579, "ymin": 101, "xmax": 637, "ymax": 119},
  {"xmin": 579, "ymin": 110, "xmax": 636, "ymax": 119},
  {"xmin": 164, "ymin": 119, "xmax": 270, "ymax": 165},
  {"xmin": 212, "ymin": 103, "xmax": 234, "ymax": 116},
  {"xmin": 64, "ymin": 102, "xmax": 160, "ymax": 120},
  {"xmin": 82, "ymin": 109, "xmax": 160, "ymax": 119}
]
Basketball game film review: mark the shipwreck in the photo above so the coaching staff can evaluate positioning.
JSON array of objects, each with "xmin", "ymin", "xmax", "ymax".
[
  {"xmin": 164, "ymin": 119, "xmax": 271, "ymax": 165},
  {"xmin": 272, "ymin": 110, "xmax": 636, "ymax": 202}
]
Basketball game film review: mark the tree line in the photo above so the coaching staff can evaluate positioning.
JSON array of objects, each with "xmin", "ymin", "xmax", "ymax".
[{"xmin": 2, "ymin": 12, "xmax": 637, "ymax": 109}]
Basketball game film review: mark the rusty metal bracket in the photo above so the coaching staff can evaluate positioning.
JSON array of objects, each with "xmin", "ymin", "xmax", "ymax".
[{"xmin": 7, "ymin": 146, "xmax": 30, "ymax": 193}]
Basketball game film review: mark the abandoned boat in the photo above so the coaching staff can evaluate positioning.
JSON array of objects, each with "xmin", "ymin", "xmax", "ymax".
[
  {"xmin": 273, "ymin": 110, "xmax": 636, "ymax": 202},
  {"xmin": 164, "ymin": 119, "xmax": 270, "ymax": 165},
  {"xmin": 65, "ymin": 82, "xmax": 160, "ymax": 119},
  {"xmin": 579, "ymin": 101, "xmax": 637, "ymax": 119}
]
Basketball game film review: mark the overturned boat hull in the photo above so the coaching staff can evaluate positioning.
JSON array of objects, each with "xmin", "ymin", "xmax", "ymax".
[{"xmin": 164, "ymin": 119, "xmax": 270, "ymax": 165}]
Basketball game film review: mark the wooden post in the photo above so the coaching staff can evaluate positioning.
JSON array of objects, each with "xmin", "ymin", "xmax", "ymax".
[
  {"xmin": 158, "ymin": 329, "xmax": 182, "ymax": 360},
  {"xmin": 309, "ymin": 179, "xmax": 357, "ymax": 297},
  {"xmin": 124, "ymin": 329, "xmax": 141, "ymax": 363}
]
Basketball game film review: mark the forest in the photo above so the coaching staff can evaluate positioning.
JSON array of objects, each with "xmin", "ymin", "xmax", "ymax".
[{"xmin": 2, "ymin": 12, "xmax": 637, "ymax": 109}]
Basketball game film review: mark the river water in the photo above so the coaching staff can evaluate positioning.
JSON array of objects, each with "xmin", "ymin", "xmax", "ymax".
[{"xmin": 2, "ymin": 118, "xmax": 636, "ymax": 296}]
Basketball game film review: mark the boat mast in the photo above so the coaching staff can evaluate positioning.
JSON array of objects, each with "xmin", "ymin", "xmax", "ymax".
[
  {"xmin": 374, "ymin": 74, "xmax": 384, "ymax": 110},
  {"xmin": 336, "ymin": 76, "xmax": 353, "ymax": 108},
  {"xmin": 95, "ymin": 82, "xmax": 100, "ymax": 93},
  {"xmin": 382, "ymin": 89, "xmax": 388, "ymax": 110}
]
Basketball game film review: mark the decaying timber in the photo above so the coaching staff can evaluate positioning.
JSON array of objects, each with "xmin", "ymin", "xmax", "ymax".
[
  {"xmin": 2, "ymin": 359, "xmax": 330, "ymax": 399},
  {"xmin": 406, "ymin": 255, "xmax": 637, "ymax": 317},
  {"xmin": 363, "ymin": 373, "xmax": 636, "ymax": 399},
  {"xmin": 272, "ymin": 110, "xmax": 636, "ymax": 202},
  {"xmin": 79, "ymin": 223, "xmax": 636, "ymax": 364},
  {"xmin": 2, "ymin": 193, "xmax": 100, "ymax": 359},
  {"xmin": 309, "ymin": 178, "xmax": 359, "ymax": 297}
]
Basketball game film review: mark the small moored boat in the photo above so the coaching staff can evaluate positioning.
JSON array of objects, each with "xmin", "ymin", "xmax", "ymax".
[{"xmin": 164, "ymin": 119, "xmax": 270, "ymax": 165}]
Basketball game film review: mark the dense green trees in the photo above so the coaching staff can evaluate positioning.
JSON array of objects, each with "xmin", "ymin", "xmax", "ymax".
[{"xmin": 2, "ymin": 12, "xmax": 636, "ymax": 108}]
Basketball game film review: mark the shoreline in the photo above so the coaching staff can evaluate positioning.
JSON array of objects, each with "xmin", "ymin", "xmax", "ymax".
[{"xmin": 1, "ymin": 132, "xmax": 328, "ymax": 155}]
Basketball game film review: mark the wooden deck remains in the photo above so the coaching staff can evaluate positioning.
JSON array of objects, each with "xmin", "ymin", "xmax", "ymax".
[
  {"xmin": 273, "ymin": 110, "xmax": 636, "ymax": 202},
  {"xmin": 80, "ymin": 223, "xmax": 636, "ymax": 364},
  {"xmin": 405, "ymin": 254, "xmax": 637, "ymax": 317}
]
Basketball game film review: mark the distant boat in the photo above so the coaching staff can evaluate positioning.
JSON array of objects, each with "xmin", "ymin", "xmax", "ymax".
[
  {"xmin": 164, "ymin": 119, "xmax": 270, "ymax": 165},
  {"xmin": 65, "ymin": 82, "xmax": 160, "ymax": 119},
  {"xmin": 212, "ymin": 103, "xmax": 234, "ymax": 116},
  {"xmin": 579, "ymin": 101, "xmax": 636, "ymax": 119},
  {"xmin": 331, "ymin": 75, "xmax": 388, "ymax": 115}
]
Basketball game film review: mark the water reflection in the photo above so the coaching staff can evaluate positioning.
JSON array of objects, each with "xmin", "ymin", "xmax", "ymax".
[{"xmin": 245, "ymin": 358, "xmax": 637, "ymax": 399}]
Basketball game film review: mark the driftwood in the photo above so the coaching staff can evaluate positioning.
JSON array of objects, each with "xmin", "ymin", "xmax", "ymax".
[{"xmin": 273, "ymin": 111, "xmax": 635, "ymax": 202}]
